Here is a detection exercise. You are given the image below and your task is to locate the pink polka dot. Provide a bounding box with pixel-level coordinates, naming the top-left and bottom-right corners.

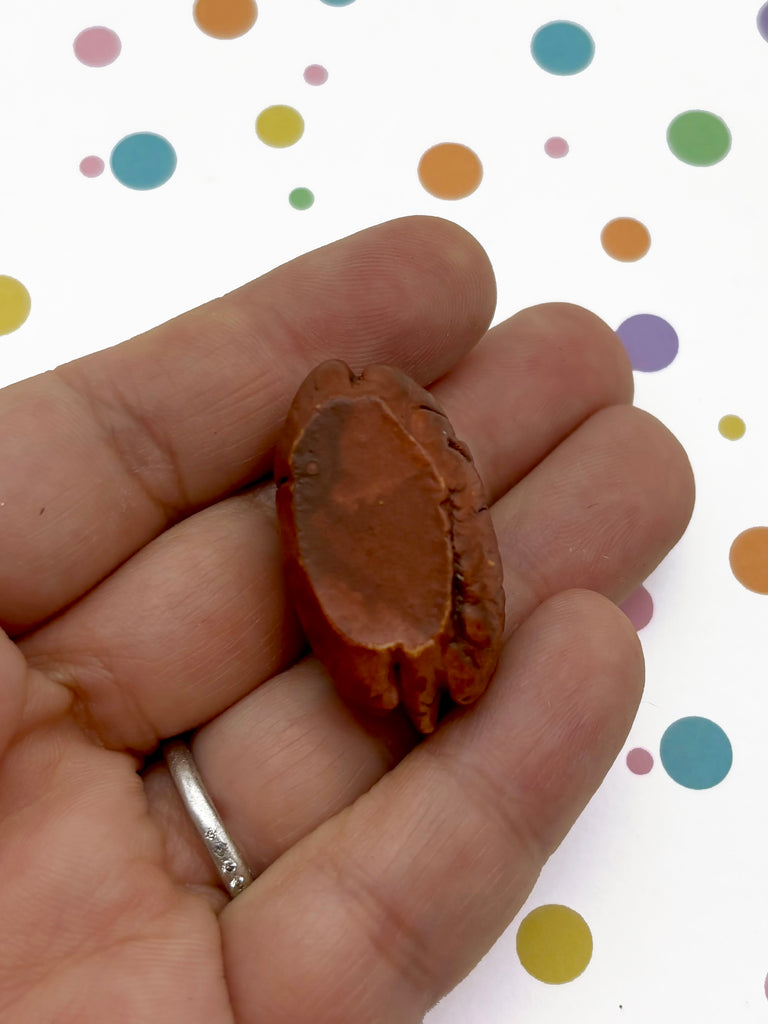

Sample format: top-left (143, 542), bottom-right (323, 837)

top-left (619, 585), bottom-right (654, 631)
top-left (74, 27), bottom-right (122, 68)
top-left (626, 748), bottom-right (654, 775)
top-left (79, 155), bottom-right (105, 178)
top-left (544, 136), bottom-right (569, 158)
top-left (304, 64), bottom-right (329, 85)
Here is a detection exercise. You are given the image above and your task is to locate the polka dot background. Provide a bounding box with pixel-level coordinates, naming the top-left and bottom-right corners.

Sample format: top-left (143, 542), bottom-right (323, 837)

top-left (3, 2), bottom-right (768, 1020)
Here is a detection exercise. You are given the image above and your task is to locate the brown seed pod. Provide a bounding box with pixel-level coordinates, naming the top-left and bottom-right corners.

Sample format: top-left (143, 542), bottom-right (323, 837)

top-left (273, 359), bottom-right (504, 734)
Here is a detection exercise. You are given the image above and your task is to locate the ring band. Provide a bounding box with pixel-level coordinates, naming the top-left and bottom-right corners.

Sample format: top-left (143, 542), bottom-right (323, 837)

top-left (163, 738), bottom-right (254, 898)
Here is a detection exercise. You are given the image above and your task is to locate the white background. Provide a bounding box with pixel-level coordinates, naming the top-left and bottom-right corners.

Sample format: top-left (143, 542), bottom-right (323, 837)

top-left (2, 1), bottom-right (767, 1020)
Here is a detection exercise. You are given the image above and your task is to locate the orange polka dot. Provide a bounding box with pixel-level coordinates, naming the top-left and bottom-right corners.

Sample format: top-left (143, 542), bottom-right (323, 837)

top-left (601, 217), bottom-right (651, 262)
top-left (729, 527), bottom-right (768, 594)
top-left (418, 143), bottom-right (483, 200)
top-left (193, 0), bottom-right (258, 39)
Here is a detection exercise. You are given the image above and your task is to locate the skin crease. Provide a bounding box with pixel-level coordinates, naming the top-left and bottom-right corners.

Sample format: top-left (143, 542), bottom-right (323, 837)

top-left (0, 216), bottom-right (694, 1023)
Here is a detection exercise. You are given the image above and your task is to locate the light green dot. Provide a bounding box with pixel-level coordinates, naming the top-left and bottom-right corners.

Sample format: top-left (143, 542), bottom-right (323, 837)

top-left (667, 110), bottom-right (731, 166)
top-left (289, 187), bottom-right (314, 210)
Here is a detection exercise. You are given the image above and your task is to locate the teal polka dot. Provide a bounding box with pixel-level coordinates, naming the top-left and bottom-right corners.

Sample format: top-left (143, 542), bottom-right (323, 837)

top-left (321, 0), bottom-right (356, 6)
top-left (660, 717), bottom-right (732, 790)
top-left (531, 21), bottom-right (595, 76)
top-left (110, 132), bottom-right (177, 190)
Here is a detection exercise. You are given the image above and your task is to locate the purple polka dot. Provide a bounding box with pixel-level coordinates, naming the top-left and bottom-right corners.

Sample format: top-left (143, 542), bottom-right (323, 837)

top-left (626, 748), bottom-right (654, 775)
top-left (304, 64), bottom-right (329, 85)
top-left (79, 155), bottom-right (105, 178)
top-left (544, 136), bottom-right (569, 158)
top-left (758, 3), bottom-right (768, 42)
top-left (74, 27), bottom-right (122, 68)
top-left (616, 314), bottom-right (679, 372)
top-left (764, 970), bottom-right (768, 1000)
top-left (619, 585), bottom-right (654, 631)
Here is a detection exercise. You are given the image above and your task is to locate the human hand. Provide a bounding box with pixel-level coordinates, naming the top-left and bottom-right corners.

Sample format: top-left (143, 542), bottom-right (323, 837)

top-left (0, 216), bottom-right (694, 1023)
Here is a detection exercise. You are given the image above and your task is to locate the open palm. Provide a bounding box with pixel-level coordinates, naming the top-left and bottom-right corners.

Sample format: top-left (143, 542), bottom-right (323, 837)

top-left (0, 217), bottom-right (693, 1023)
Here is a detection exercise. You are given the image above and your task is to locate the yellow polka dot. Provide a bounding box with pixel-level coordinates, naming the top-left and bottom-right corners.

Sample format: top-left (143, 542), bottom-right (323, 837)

top-left (0, 276), bottom-right (31, 335)
top-left (256, 105), bottom-right (304, 148)
top-left (718, 414), bottom-right (745, 440)
top-left (516, 904), bottom-right (593, 984)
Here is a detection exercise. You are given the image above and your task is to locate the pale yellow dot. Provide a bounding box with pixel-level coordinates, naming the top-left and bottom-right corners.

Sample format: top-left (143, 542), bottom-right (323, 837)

top-left (718, 414), bottom-right (745, 440)
top-left (255, 105), bottom-right (304, 148)
top-left (0, 276), bottom-right (31, 335)
top-left (516, 904), bottom-right (593, 984)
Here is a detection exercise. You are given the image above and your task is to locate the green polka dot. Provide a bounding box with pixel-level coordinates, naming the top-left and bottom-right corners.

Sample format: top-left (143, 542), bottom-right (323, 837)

top-left (667, 111), bottom-right (731, 166)
top-left (289, 187), bottom-right (314, 210)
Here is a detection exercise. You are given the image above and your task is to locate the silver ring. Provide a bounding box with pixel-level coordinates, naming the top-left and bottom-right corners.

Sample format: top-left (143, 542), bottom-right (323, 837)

top-left (163, 738), bottom-right (254, 898)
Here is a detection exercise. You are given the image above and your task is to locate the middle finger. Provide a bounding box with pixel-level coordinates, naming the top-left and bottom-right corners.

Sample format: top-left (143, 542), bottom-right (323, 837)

top-left (22, 302), bottom-right (640, 752)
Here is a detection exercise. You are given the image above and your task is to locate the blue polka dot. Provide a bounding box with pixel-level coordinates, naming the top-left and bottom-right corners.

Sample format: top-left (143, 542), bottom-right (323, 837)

top-left (531, 21), bottom-right (595, 76)
top-left (660, 717), bottom-right (732, 790)
top-left (110, 132), bottom-right (177, 190)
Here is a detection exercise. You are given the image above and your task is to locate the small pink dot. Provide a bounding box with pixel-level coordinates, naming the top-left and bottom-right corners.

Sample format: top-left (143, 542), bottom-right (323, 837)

top-left (79, 155), bottom-right (105, 178)
top-left (304, 64), bottom-right (329, 85)
top-left (74, 26), bottom-right (122, 68)
top-left (619, 585), bottom-right (654, 631)
top-left (626, 747), bottom-right (654, 775)
top-left (544, 136), bottom-right (569, 158)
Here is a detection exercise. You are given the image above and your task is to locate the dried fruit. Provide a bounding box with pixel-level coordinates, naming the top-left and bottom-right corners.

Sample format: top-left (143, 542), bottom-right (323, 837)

top-left (274, 359), bottom-right (504, 733)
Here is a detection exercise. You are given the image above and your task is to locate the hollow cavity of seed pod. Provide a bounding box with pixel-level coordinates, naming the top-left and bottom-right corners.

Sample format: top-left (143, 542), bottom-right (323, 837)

top-left (292, 395), bottom-right (453, 649)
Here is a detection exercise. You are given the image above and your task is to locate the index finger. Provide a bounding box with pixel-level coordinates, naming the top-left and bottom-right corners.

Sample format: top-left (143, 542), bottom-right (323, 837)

top-left (0, 216), bottom-right (495, 634)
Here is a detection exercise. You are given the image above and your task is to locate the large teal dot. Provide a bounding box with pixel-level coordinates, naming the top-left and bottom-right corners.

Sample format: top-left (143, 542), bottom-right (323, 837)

top-left (531, 21), bottom-right (595, 76)
top-left (320, 0), bottom-right (356, 6)
top-left (110, 132), bottom-right (177, 190)
top-left (660, 717), bottom-right (732, 790)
